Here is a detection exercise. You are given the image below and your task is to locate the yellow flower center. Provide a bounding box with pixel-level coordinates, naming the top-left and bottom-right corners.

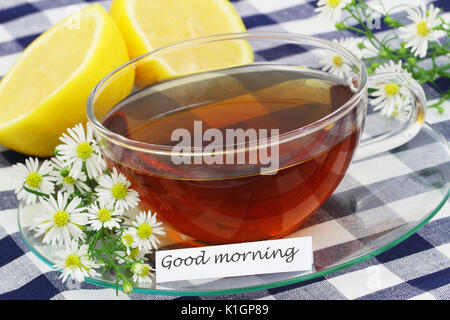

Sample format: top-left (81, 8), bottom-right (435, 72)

top-left (122, 233), bottom-right (134, 246)
top-left (76, 142), bottom-right (93, 160)
top-left (111, 184), bottom-right (128, 200)
top-left (129, 247), bottom-right (140, 260)
top-left (384, 83), bottom-right (400, 96)
top-left (417, 21), bottom-right (429, 36)
top-left (65, 254), bottom-right (81, 268)
top-left (137, 223), bottom-right (153, 239)
top-left (332, 55), bottom-right (343, 66)
top-left (328, 0), bottom-right (341, 8)
top-left (140, 265), bottom-right (150, 277)
top-left (133, 263), bottom-right (150, 277)
top-left (53, 210), bottom-right (69, 227)
top-left (97, 208), bottom-right (112, 222)
top-left (64, 176), bottom-right (76, 184)
top-left (26, 172), bottom-right (42, 188)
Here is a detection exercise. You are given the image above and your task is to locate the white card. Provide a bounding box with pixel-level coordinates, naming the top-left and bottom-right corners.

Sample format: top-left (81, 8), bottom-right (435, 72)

top-left (155, 237), bottom-right (313, 283)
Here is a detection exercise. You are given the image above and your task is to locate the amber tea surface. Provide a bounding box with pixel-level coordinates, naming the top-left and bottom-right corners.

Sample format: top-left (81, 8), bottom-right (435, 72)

top-left (102, 65), bottom-right (360, 244)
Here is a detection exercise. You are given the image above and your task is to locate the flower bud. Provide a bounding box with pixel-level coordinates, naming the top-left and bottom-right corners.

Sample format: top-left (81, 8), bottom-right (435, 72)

top-left (384, 16), bottom-right (396, 26)
top-left (370, 62), bottom-right (379, 70)
top-left (384, 16), bottom-right (394, 26)
top-left (407, 57), bottom-right (417, 66)
top-left (122, 282), bottom-right (133, 295)
top-left (380, 50), bottom-right (389, 58)
top-left (335, 22), bottom-right (346, 30)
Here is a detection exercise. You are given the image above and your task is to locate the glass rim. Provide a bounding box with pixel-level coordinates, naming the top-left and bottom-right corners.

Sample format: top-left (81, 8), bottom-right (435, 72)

top-left (86, 31), bottom-right (368, 155)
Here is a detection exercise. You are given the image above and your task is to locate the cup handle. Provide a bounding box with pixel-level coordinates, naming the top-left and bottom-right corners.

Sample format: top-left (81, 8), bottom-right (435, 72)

top-left (353, 72), bottom-right (427, 160)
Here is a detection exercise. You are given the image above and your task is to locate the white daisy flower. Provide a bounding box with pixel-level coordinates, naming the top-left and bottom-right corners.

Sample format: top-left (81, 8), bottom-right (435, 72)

top-left (370, 81), bottom-right (411, 120)
top-left (120, 229), bottom-right (138, 255)
top-left (318, 39), bottom-right (353, 79)
top-left (13, 158), bottom-right (55, 205)
top-left (129, 211), bottom-right (165, 252)
top-left (374, 60), bottom-right (411, 122)
top-left (314, 0), bottom-right (352, 23)
top-left (86, 201), bottom-right (123, 231)
top-left (95, 167), bottom-right (139, 211)
top-left (53, 240), bottom-right (102, 283)
top-left (374, 60), bottom-right (412, 76)
top-left (399, 4), bottom-right (442, 58)
top-left (34, 192), bottom-right (87, 245)
top-left (50, 158), bottom-right (90, 195)
top-left (131, 262), bottom-right (153, 283)
top-left (56, 123), bottom-right (106, 180)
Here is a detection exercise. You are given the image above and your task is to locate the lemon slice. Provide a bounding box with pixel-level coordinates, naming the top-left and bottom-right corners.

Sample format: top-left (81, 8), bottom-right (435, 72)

top-left (110, 0), bottom-right (253, 87)
top-left (0, 4), bottom-right (133, 157)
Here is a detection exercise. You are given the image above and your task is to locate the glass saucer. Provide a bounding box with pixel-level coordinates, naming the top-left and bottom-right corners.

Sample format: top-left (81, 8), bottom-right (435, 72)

top-left (18, 122), bottom-right (449, 296)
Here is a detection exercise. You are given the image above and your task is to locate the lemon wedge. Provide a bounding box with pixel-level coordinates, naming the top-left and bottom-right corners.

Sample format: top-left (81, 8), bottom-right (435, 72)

top-left (110, 0), bottom-right (253, 87)
top-left (0, 4), bottom-right (133, 157)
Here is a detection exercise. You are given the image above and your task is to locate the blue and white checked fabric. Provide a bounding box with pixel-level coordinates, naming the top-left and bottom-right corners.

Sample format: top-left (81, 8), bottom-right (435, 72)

top-left (0, 0), bottom-right (449, 300)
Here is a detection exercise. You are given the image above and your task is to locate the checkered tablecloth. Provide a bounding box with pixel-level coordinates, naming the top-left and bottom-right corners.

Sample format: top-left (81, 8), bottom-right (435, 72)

top-left (0, 0), bottom-right (449, 300)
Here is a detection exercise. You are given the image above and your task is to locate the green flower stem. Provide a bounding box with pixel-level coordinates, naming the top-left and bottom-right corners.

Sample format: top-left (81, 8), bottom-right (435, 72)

top-left (85, 226), bottom-right (136, 293)
top-left (345, 5), bottom-right (389, 51)
top-left (343, 9), bottom-right (380, 51)
top-left (97, 229), bottom-right (133, 291)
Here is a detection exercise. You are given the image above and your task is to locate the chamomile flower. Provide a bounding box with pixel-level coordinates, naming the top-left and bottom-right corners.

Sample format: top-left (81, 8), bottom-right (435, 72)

top-left (318, 44), bottom-right (352, 79)
top-left (53, 240), bottom-right (102, 283)
top-left (95, 167), bottom-right (139, 211)
top-left (34, 192), bottom-right (87, 245)
top-left (370, 61), bottom-right (413, 119)
top-left (370, 81), bottom-right (411, 119)
top-left (56, 123), bottom-right (106, 180)
top-left (131, 262), bottom-right (154, 283)
top-left (374, 60), bottom-right (412, 77)
top-left (314, 0), bottom-right (352, 23)
top-left (13, 158), bottom-right (55, 205)
top-left (120, 229), bottom-right (138, 255)
top-left (399, 4), bottom-right (442, 58)
top-left (129, 211), bottom-right (165, 251)
top-left (50, 158), bottom-right (90, 194)
top-left (86, 201), bottom-right (123, 231)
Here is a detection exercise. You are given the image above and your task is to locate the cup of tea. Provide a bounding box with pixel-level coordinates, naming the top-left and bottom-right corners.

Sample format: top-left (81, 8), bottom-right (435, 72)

top-left (87, 32), bottom-right (426, 244)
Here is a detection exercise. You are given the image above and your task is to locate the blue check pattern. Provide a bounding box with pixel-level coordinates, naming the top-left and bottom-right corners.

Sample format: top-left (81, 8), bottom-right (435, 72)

top-left (0, 0), bottom-right (449, 300)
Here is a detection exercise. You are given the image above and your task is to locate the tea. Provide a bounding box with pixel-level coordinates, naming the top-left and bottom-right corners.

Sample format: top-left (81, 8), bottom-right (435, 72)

top-left (102, 65), bottom-right (361, 244)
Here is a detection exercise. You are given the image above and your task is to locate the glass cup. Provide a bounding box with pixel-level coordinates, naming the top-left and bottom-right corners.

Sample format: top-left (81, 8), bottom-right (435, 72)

top-left (87, 32), bottom-right (426, 245)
